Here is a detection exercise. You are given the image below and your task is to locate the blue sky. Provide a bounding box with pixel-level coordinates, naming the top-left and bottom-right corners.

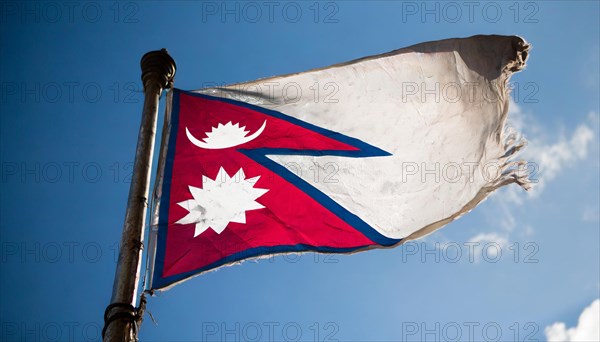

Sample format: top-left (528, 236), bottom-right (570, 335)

top-left (1, 1), bottom-right (598, 341)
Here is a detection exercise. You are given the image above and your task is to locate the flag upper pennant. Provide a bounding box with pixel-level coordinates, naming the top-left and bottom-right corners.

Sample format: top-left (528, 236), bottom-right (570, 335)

top-left (151, 35), bottom-right (531, 290)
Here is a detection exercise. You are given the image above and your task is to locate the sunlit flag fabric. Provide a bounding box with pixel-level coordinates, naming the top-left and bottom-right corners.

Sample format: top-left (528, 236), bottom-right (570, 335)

top-left (148, 35), bottom-right (531, 290)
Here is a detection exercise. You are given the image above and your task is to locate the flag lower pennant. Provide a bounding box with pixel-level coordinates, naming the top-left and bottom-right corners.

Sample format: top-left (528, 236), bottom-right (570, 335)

top-left (149, 35), bottom-right (531, 290)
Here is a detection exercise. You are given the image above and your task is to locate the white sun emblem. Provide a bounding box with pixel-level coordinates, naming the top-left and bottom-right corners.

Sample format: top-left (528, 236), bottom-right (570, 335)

top-left (175, 167), bottom-right (269, 237)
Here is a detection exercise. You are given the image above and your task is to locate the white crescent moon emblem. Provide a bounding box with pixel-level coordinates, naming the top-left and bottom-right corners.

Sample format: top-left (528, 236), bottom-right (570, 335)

top-left (186, 120), bottom-right (267, 150)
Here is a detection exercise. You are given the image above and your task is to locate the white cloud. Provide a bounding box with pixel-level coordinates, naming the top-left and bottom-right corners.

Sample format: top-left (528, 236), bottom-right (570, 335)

top-left (582, 206), bottom-right (600, 223)
top-left (545, 299), bottom-right (600, 342)
top-left (485, 104), bottom-right (598, 241)
top-left (466, 232), bottom-right (508, 262)
top-left (579, 44), bottom-right (599, 89)
top-left (521, 121), bottom-right (595, 196)
top-left (507, 100), bottom-right (526, 133)
top-left (522, 225), bottom-right (534, 237)
top-left (506, 101), bottom-right (597, 197)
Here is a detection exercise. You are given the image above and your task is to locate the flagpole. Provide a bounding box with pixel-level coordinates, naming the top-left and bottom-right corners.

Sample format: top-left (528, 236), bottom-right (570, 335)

top-left (104, 49), bottom-right (176, 342)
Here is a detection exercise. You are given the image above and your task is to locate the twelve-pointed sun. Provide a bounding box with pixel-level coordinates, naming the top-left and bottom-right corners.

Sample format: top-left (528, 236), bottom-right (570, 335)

top-left (175, 167), bottom-right (269, 237)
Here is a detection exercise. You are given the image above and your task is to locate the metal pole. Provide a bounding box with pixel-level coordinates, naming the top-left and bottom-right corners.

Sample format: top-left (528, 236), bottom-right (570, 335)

top-left (104, 49), bottom-right (176, 342)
